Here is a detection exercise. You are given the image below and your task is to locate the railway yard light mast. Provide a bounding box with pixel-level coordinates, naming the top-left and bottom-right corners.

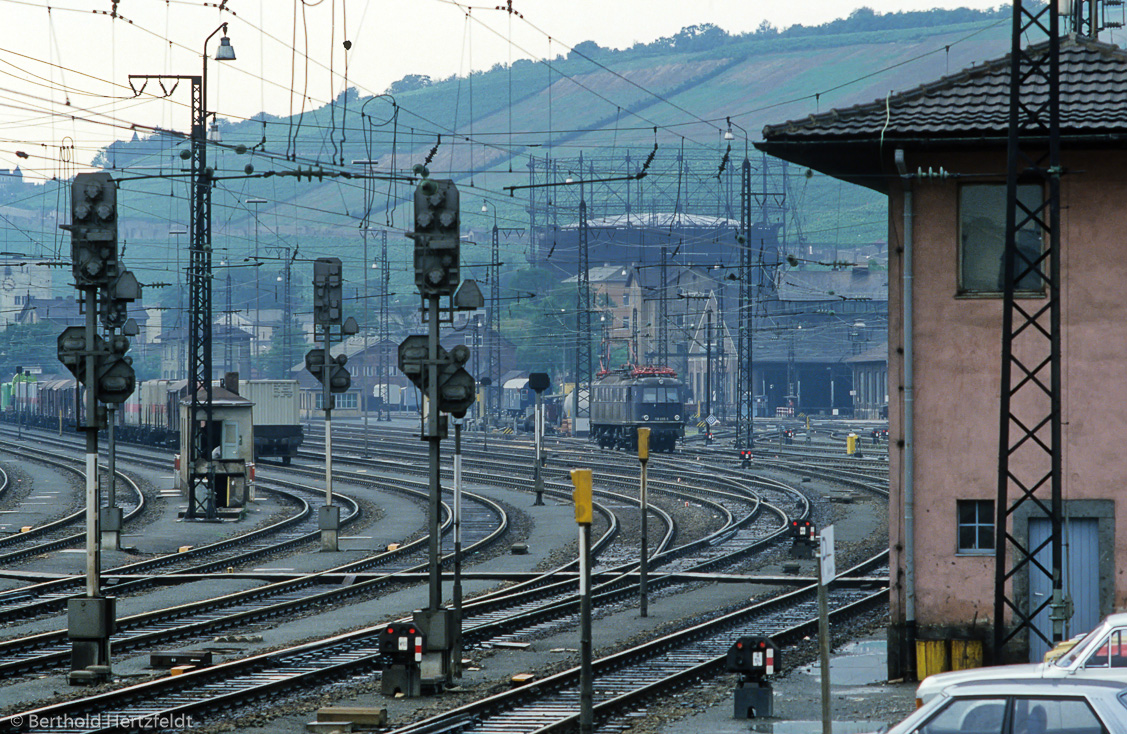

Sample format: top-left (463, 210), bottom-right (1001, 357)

top-left (132, 23), bottom-right (236, 520)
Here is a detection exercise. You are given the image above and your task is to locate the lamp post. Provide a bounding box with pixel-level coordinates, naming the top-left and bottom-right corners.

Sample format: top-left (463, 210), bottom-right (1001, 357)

top-left (131, 23), bottom-right (236, 519)
top-left (187, 23), bottom-right (234, 519)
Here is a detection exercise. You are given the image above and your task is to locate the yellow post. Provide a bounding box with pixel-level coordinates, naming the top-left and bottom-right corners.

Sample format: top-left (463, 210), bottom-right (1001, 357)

top-left (570, 469), bottom-right (593, 525)
top-left (569, 468), bottom-right (594, 734)
top-left (847, 433), bottom-right (857, 455)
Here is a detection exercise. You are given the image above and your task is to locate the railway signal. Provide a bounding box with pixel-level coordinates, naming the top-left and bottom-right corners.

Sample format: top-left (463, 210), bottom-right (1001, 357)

top-left (100, 270), bottom-right (141, 330)
top-left (529, 372), bottom-right (550, 506)
top-left (305, 349), bottom-right (352, 395)
top-left (727, 636), bottom-right (780, 719)
top-left (65, 172), bottom-right (119, 288)
top-left (410, 178), bottom-right (461, 296)
top-left (789, 518), bottom-right (817, 559)
top-left (56, 328), bottom-right (136, 413)
top-left (58, 171), bottom-right (141, 686)
top-left (398, 337), bottom-right (476, 417)
top-left (400, 176), bottom-right (480, 693)
top-left (378, 622), bottom-right (425, 697)
top-left (308, 258), bottom-right (359, 552)
top-left (312, 256), bottom-right (343, 325)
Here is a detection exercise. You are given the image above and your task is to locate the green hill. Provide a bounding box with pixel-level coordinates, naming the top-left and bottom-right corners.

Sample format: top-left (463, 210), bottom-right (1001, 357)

top-left (9, 7), bottom-right (1014, 304)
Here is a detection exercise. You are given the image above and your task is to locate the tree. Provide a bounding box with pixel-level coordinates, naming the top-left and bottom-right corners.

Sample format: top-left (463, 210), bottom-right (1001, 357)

top-left (387, 74), bottom-right (433, 94)
top-left (0, 322), bottom-right (61, 379)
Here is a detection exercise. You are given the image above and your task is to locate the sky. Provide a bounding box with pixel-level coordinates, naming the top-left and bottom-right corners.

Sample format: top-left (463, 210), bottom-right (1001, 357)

top-left (0, 0), bottom-right (1008, 176)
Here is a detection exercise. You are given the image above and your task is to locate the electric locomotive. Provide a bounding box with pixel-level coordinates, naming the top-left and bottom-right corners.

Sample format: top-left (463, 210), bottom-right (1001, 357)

top-left (590, 365), bottom-right (685, 452)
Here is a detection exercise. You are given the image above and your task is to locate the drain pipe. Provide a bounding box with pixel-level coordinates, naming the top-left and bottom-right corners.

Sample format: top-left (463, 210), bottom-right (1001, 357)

top-left (895, 148), bottom-right (917, 675)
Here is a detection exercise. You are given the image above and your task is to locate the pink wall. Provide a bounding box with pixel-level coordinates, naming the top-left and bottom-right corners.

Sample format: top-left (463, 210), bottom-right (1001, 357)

top-left (888, 149), bottom-right (1127, 633)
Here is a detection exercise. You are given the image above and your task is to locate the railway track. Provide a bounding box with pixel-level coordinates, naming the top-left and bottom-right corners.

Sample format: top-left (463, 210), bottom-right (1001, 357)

top-left (0, 441), bottom-right (146, 567)
top-left (0, 554), bottom-right (887, 734)
top-left (0, 421), bottom-right (889, 731)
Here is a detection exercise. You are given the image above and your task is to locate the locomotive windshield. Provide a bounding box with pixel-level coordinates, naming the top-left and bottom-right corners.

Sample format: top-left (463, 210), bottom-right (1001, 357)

top-left (642, 387), bottom-right (680, 403)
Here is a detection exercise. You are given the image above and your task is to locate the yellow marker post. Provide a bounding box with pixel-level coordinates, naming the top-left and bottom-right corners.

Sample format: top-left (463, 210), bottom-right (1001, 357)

top-left (571, 469), bottom-right (593, 525)
top-left (569, 467), bottom-right (594, 734)
top-left (637, 428), bottom-right (651, 618)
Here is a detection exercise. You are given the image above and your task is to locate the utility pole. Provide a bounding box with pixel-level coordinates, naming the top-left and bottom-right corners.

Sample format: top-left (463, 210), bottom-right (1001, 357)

top-left (362, 227), bottom-right (371, 455)
top-left (658, 246), bottom-right (669, 368)
top-left (705, 309), bottom-right (713, 444)
top-left (379, 229), bottom-right (390, 421)
top-left (575, 175), bottom-right (592, 436)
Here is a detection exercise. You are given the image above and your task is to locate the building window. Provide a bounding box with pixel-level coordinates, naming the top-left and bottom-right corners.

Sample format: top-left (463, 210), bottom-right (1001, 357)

top-left (622, 292), bottom-right (630, 305)
top-left (957, 499), bottom-right (995, 554)
top-left (959, 184), bottom-right (1044, 295)
top-left (316, 392), bottom-right (358, 410)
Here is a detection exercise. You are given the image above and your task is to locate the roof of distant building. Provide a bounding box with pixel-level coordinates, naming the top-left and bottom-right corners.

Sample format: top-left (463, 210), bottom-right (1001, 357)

top-left (758, 35), bottom-right (1127, 189)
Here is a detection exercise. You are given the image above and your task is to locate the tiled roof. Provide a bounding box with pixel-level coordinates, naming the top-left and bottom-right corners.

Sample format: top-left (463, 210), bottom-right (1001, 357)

top-left (762, 35), bottom-right (1127, 141)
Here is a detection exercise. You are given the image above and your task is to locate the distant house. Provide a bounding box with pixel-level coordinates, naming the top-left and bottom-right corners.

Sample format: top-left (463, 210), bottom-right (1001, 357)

top-left (759, 35), bottom-right (1127, 673)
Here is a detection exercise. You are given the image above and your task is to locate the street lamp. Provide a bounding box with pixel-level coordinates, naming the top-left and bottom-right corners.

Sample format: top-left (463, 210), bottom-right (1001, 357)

top-left (725, 116), bottom-right (750, 158)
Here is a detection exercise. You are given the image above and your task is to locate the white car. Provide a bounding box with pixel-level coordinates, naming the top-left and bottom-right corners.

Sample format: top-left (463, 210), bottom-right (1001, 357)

top-left (893, 678), bottom-right (1127, 734)
top-left (917, 612), bottom-right (1127, 704)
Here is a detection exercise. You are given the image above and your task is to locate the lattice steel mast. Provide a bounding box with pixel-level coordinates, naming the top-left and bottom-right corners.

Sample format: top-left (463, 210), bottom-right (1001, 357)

top-left (575, 179), bottom-right (592, 428)
top-left (735, 156), bottom-right (752, 447)
top-left (993, 0), bottom-right (1065, 662)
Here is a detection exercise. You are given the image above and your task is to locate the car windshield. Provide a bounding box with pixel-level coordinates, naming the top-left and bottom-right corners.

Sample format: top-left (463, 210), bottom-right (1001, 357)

top-left (1056, 624), bottom-right (1110, 668)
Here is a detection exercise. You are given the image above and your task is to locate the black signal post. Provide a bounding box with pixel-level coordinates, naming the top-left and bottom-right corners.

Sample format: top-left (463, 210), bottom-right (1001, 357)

top-left (400, 172), bottom-right (481, 690)
top-left (308, 256), bottom-right (356, 552)
top-left (58, 172), bottom-right (139, 685)
top-left (529, 372), bottom-right (550, 505)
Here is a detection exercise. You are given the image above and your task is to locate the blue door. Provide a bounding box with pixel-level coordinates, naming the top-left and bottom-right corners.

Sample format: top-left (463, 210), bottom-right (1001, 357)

top-left (1028, 517), bottom-right (1100, 662)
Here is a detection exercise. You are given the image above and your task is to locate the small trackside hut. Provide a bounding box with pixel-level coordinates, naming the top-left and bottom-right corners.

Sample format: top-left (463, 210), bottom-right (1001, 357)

top-left (179, 383), bottom-right (253, 510)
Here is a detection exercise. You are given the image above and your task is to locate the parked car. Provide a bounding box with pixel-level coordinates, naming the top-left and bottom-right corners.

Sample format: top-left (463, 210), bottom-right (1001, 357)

top-left (918, 612), bottom-right (1127, 705)
top-left (894, 678), bottom-right (1127, 734)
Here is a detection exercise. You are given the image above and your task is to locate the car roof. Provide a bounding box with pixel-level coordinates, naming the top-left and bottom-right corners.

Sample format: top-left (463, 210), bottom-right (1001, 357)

top-left (945, 677), bottom-right (1127, 695)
